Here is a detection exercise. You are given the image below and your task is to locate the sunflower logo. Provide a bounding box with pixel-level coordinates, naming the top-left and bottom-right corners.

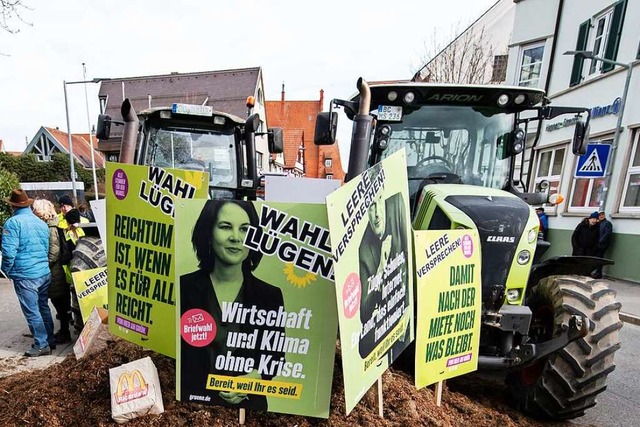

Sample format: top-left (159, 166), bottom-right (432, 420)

top-left (284, 263), bottom-right (317, 288)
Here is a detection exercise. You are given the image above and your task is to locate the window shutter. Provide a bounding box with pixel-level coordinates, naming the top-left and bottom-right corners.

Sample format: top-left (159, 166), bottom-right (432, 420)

top-left (570, 20), bottom-right (590, 87)
top-left (603, 0), bottom-right (627, 72)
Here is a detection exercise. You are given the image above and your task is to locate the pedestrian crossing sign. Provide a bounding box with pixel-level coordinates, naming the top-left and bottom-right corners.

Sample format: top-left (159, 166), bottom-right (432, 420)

top-left (575, 143), bottom-right (611, 178)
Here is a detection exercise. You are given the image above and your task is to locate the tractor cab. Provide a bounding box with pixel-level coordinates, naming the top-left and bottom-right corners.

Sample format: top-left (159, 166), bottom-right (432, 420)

top-left (97, 102), bottom-right (283, 201)
top-left (316, 81), bottom-right (590, 215)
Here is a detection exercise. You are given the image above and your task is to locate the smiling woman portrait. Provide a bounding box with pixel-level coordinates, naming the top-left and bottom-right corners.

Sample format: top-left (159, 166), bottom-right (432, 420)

top-left (179, 199), bottom-right (285, 410)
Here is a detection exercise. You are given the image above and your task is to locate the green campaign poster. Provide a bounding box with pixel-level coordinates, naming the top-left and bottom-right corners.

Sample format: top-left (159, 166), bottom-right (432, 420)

top-left (174, 199), bottom-right (338, 418)
top-left (326, 150), bottom-right (414, 415)
top-left (413, 230), bottom-right (481, 388)
top-left (72, 267), bottom-right (108, 323)
top-left (106, 162), bottom-right (209, 357)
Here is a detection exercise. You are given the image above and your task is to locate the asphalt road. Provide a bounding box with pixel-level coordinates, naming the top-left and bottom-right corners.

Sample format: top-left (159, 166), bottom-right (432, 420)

top-left (0, 278), bottom-right (75, 377)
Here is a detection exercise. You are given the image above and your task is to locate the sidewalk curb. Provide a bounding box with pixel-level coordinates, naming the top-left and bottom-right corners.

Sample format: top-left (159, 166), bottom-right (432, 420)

top-left (620, 312), bottom-right (640, 326)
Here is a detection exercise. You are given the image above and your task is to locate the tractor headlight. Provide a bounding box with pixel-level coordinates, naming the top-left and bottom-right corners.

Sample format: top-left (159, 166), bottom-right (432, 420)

top-left (497, 94), bottom-right (510, 106)
top-left (528, 229), bottom-right (537, 243)
top-left (506, 288), bottom-right (521, 302)
top-left (517, 250), bottom-right (531, 265)
top-left (514, 94), bottom-right (526, 105)
top-left (387, 91), bottom-right (398, 101)
top-left (404, 92), bottom-right (415, 104)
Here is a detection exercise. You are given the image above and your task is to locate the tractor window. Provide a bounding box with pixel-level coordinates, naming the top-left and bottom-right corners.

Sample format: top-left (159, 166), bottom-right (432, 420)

top-left (144, 127), bottom-right (238, 189)
top-left (376, 105), bottom-right (513, 202)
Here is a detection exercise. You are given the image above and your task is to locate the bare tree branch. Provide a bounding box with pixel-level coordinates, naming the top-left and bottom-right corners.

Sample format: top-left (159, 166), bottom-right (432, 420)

top-left (413, 24), bottom-right (495, 84)
top-left (1, 0), bottom-right (31, 34)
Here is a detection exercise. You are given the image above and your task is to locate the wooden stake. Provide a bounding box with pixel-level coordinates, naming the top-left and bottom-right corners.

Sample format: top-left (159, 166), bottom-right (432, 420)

top-left (239, 408), bottom-right (246, 425)
top-left (435, 381), bottom-right (443, 407)
top-left (377, 376), bottom-right (384, 418)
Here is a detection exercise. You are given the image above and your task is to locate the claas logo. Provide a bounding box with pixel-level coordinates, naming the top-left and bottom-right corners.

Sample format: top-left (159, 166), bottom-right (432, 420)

top-left (114, 370), bottom-right (148, 404)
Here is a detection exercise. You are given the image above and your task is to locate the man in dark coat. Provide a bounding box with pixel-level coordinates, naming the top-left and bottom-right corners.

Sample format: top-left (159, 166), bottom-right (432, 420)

top-left (592, 211), bottom-right (613, 278)
top-left (358, 186), bottom-right (409, 363)
top-left (571, 212), bottom-right (600, 256)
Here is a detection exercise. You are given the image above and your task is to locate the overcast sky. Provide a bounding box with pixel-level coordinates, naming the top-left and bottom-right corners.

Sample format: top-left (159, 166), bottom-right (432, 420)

top-left (0, 0), bottom-right (496, 163)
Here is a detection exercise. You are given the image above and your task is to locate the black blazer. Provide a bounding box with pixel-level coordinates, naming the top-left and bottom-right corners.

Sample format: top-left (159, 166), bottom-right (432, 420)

top-left (357, 192), bottom-right (409, 359)
top-left (179, 268), bottom-right (285, 410)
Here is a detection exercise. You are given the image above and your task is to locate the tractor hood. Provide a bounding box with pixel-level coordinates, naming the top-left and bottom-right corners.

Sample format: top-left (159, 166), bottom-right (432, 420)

top-left (413, 184), bottom-right (540, 306)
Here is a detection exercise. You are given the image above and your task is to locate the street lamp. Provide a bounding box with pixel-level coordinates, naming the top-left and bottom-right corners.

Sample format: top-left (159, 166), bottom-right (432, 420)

top-left (563, 50), bottom-right (633, 212)
top-left (63, 76), bottom-right (110, 204)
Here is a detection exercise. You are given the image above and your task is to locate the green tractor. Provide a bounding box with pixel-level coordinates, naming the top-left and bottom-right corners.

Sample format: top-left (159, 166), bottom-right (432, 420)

top-left (97, 99), bottom-right (283, 200)
top-left (316, 79), bottom-right (622, 420)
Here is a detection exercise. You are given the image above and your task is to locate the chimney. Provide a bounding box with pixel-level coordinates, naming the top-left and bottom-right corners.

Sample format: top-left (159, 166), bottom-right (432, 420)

top-left (281, 82), bottom-right (285, 116)
top-left (319, 89), bottom-right (324, 112)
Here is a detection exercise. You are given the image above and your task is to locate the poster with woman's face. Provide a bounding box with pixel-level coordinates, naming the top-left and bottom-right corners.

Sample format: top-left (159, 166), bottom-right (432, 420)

top-left (174, 199), bottom-right (337, 418)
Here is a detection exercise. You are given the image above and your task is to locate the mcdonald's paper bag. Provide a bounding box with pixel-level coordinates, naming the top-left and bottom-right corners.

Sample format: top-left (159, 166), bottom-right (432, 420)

top-left (73, 307), bottom-right (111, 359)
top-left (110, 356), bottom-right (164, 423)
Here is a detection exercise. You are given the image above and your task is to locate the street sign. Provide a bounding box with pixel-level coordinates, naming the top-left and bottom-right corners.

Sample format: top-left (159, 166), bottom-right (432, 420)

top-left (575, 143), bottom-right (612, 178)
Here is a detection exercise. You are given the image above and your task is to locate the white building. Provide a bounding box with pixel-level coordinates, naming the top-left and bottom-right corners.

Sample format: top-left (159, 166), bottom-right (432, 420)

top-left (414, 0), bottom-right (515, 84)
top-left (506, 0), bottom-right (639, 281)
top-left (417, 0), bottom-right (638, 281)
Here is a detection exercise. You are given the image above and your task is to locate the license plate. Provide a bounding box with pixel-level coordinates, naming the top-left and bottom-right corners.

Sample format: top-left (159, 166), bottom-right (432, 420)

top-left (377, 105), bottom-right (402, 121)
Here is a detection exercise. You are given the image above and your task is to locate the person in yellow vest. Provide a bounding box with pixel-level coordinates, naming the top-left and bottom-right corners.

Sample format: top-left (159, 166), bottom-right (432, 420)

top-left (57, 196), bottom-right (89, 244)
top-left (56, 196), bottom-right (88, 338)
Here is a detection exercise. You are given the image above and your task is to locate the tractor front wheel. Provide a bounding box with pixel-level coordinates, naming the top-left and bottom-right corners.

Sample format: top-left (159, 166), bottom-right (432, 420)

top-left (506, 275), bottom-right (622, 420)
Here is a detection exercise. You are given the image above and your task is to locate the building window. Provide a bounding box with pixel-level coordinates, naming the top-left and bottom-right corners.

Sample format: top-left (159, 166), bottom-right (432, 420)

top-left (256, 152), bottom-right (263, 170)
top-left (491, 54), bottom-right (508, 83)
top-left (324, 158), bottom-right (332, 168)
top-left (620, 130), bottom-right (640, 211)
top-left (588, 10), bottom-right (614, 76)
top-left (518, 43), bottom-right (544, 87)
top-left (568, 139), bottom-right (612, 210)
top-left (533, 146), bottom-right (565, 207)
top-left (326, 174), bottom-right (333, 180)
top-left (570, 0), bottom-right (627, 86)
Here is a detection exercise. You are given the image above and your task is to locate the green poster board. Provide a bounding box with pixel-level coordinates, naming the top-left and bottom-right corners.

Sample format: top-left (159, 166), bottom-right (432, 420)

top-left (106, 162), bottom-right (208, 357)
top-left (326, 150), bottom-right (414, 415)
top-left (413, 229), bottom-right (481, 388)
top-left (72, 267), bottom-right (108, 322)
top-left (175, 199), bottom-right (337, 418)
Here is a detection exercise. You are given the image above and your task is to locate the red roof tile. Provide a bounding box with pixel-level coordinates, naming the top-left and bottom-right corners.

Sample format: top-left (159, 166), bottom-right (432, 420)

top-left (283, 129), bottom-right (304, 168)
top-left (45, 127), bottom-right (105, 168)
top-left (266, 90), bottom-right (345, 181)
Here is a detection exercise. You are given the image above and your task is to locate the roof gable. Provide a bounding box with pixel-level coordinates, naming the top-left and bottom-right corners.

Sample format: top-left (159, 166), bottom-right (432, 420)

top-left (24, 127), bottom-right (105, 168)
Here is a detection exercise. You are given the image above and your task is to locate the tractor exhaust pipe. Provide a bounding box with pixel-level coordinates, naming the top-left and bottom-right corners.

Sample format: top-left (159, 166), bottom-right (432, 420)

top-left (345, 78), bottom-right (374, 182)
top-left (119, 99), bottom-right (139, 164)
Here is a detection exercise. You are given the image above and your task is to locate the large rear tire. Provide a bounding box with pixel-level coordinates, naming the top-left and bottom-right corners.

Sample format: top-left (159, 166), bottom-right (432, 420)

top-left (506, 275), bottom-right (622, 420)
top-left (69, 236), bottom-right (106, 272)
top-left (68, 236), bottom-right (106, 331)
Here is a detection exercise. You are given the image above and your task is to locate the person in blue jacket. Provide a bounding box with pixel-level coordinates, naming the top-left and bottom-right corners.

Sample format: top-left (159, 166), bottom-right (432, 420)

top-left (535, 207), bottom-right (549, 240)
top-left (1, 189), bottom-right (54, 357)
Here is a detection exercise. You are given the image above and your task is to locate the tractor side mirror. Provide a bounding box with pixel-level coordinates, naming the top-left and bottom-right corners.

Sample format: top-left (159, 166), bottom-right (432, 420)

top-left (572, 120), bottom-right (589, 155)
top-left (314, 112), bottom-right (337, 145)
top-left (268, 128), bottom-right (283, 154)
top-left (96, 114), bottom-right (112, 140)
top-left (246, 113), bottom-right (261, 133)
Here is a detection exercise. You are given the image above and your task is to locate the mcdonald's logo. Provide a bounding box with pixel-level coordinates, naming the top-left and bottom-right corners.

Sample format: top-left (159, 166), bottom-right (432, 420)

top-left (114, 370), bottom-right (148, 404)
